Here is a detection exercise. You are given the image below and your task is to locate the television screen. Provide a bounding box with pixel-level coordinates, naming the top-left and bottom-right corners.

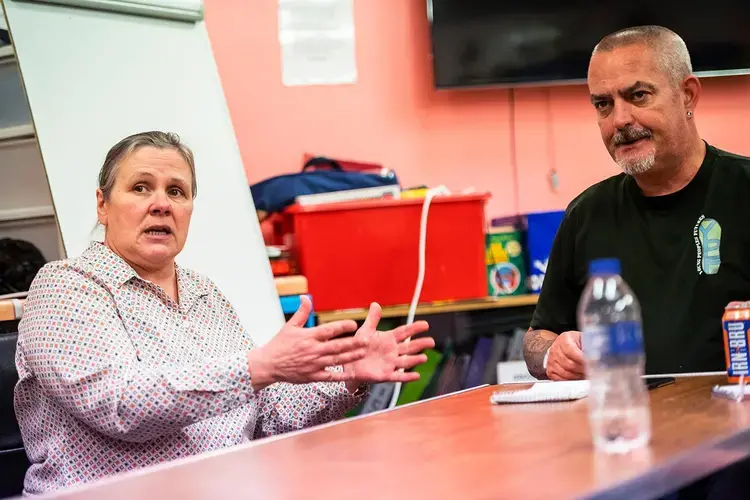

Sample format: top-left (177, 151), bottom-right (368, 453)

top-left (428, 0), bottom-right (750, 89)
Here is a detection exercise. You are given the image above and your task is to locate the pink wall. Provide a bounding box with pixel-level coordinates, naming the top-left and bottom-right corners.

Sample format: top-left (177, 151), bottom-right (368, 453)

top-left (205, 0), bottom-right (750, 219)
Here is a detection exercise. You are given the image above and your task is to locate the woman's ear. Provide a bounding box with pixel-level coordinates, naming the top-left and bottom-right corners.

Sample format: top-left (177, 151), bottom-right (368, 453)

top-left (96, 188), bottom-right (108, 227)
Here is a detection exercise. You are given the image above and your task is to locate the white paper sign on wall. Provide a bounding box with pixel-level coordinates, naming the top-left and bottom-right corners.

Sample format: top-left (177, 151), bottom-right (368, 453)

top-left (278, 0), bottom-right (356, 86)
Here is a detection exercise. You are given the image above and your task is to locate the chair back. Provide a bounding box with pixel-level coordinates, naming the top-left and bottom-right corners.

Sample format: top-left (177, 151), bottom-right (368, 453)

top-left (0, 303), bottom-right (29, 497)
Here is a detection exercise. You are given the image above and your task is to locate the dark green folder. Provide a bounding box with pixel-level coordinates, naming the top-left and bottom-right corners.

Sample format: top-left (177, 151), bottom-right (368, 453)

top-left (395, 348), bottom-right (443, 406)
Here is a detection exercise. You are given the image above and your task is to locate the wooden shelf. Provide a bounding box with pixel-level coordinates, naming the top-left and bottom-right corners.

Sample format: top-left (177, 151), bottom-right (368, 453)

top-left (0, 45), bottom-right (14, 61)
top-left (0, 205), bottom-right (54, 223)
top-left (316, 294), bottom-right (539, 323)
top-left (0, 123), bottom-right (35, 143)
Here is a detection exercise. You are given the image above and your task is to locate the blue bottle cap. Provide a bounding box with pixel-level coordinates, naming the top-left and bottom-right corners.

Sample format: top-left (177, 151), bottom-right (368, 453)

top-left (589, 258), bottom-right (621, 275)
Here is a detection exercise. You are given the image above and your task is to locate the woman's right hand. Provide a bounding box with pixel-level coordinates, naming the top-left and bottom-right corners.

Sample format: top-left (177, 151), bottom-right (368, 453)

top-left (246, 296), bottom-right (367, 390)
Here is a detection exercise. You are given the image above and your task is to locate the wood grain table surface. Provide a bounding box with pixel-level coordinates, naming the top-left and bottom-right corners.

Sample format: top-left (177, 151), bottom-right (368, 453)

top-left (46, 375), bottom-right (750, 500)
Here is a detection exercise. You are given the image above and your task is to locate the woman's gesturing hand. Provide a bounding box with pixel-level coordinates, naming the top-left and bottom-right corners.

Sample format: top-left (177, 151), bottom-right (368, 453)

top-left (246, 296), bottom-right (368, 390)
top-left (343, 302), bottom-right (435, 384)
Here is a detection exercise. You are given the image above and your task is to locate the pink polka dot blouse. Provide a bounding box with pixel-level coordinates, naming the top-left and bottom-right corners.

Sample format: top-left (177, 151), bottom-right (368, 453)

top-left (14, 242), bottom-right (362, 494)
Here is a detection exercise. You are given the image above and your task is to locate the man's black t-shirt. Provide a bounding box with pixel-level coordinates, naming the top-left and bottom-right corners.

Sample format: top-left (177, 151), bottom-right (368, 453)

top-left (530, 143), bottom-right (750, 374)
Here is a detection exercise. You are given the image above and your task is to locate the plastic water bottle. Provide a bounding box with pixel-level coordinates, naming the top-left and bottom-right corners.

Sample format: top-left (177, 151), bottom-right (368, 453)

top-left (577, 258), bottom-right (651, 454)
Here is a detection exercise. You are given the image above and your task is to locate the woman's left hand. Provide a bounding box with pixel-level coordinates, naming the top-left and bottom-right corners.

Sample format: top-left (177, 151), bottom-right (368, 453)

top-left (342, 302), bottom-right (435, 387)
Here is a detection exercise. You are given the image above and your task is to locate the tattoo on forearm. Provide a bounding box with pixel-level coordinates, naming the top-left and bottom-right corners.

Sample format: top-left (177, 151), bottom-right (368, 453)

top-left (523, 330), bottom-right (556, 379)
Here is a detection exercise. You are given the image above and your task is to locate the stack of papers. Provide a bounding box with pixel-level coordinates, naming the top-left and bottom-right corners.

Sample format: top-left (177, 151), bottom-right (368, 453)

top-left (490, 381), bottom-right (590, 404)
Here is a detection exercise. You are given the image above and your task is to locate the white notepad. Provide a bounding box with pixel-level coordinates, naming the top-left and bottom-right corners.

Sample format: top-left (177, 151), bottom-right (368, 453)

top-left (490, 381), bottom-right (591, 404)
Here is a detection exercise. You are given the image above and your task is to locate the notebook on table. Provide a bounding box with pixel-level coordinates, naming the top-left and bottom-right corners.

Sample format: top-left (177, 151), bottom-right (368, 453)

top-left (490, 381), bottom-right (590, 404)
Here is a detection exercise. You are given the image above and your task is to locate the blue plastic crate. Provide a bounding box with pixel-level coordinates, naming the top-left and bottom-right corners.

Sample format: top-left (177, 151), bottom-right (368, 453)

top-left (525, 210), bottom-right (565, 294)
top-left (279, 294), bottom-right (315, 327)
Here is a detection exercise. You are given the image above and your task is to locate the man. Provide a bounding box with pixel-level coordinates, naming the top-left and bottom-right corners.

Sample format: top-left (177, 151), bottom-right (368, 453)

top-left (523, 25), bottom-right (750, 381)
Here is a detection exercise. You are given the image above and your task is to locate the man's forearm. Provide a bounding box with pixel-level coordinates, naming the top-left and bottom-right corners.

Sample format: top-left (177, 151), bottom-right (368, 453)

top-left (523, 329), bottom-right (558, 379)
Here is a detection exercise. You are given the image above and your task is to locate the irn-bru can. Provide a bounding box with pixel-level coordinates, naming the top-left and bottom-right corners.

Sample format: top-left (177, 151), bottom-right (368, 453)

top-left (722, 301), bottom-right (750, 383)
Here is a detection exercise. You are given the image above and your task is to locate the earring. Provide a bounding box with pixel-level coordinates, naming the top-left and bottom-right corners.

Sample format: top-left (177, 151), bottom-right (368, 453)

top-left (687, 111), bottom-right (693, 118)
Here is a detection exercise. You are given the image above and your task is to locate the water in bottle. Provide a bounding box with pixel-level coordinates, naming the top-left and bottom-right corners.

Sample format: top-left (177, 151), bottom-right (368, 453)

top-left (577, 258), bottom-right (651, 454)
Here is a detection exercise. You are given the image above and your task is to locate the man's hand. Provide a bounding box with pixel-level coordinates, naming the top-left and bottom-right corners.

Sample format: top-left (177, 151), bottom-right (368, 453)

top-left (545, 331), bottom-right (586, 381)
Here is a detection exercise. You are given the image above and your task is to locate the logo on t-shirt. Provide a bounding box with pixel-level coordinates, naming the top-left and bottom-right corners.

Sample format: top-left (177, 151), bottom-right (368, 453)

top-left (693, 215), bottom-right (722, 275)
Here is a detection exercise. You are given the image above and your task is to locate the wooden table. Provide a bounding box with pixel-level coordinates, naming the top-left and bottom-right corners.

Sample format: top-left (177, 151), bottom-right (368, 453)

top-left (317, 294), bottom-right (539, 323)
top-left (48, 376), bottom-right (750, 500)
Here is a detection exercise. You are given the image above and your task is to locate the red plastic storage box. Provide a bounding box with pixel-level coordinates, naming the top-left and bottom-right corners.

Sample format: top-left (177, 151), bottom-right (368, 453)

top-left (282, 193), bottom-right (490, 312)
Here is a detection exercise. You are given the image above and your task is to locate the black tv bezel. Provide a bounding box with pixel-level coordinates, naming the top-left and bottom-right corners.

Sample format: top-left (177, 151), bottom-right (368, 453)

top-left (426, 0), bottom-right (750, 90)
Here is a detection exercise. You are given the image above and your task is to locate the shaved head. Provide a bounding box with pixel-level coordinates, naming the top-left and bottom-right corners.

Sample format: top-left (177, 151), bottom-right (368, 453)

top-left (591, 25), bottom-right (693, 87)
top-left (587, 25), bottom-right (703, 184)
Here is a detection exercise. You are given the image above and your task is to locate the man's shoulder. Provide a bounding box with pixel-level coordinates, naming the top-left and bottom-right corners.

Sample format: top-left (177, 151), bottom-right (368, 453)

top-left (712, 144), bottom-right (750, 173)
top-left (566, 172), bottom-right (629, 215)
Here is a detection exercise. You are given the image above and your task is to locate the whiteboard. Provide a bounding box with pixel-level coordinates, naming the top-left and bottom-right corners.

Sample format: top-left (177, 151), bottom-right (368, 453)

top-left (4, 0), bottom-right (284, 345)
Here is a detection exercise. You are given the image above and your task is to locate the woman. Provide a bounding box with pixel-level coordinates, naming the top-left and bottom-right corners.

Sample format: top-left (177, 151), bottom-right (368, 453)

top-left (14, 131), bottom-right (434, 495)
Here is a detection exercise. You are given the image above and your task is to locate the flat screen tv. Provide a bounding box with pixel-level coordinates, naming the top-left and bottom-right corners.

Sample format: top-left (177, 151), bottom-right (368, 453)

top-left (428, 0), bottom-right (750, 89)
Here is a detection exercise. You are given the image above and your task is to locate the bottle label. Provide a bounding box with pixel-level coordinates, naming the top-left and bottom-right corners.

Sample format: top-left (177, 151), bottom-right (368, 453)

top-left (583, 321), bottom-right (644, 361)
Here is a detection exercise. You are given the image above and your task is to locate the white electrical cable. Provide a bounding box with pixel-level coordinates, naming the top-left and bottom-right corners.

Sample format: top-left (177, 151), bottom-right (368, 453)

top-left (387, 186), bottom-right (450, 409)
